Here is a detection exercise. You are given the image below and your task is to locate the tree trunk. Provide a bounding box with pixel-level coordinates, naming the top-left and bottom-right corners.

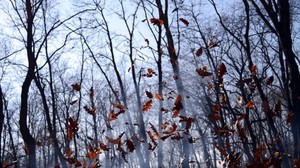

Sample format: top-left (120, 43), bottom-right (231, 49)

top-left (19, 1), bottom-right (36, 167)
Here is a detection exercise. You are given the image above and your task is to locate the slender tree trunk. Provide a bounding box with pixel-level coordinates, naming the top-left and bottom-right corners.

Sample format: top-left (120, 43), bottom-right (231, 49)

top-left (19, 1), bottom-right (36, 167)
top-left (0, 86), bottom-right (4, 168)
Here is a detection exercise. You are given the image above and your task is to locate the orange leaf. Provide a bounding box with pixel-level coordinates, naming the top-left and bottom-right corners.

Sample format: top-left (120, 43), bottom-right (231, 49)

top-left (106, 132), bottom-right (124, 145)
top-left (149, 18), bottom-right (164, 26)
top-left (163, 123), bottom-right (177, 134)
top-left (142, 100), bottom-right (153, 112)
top-left (109, 110), bottom-right (117, 121)
top-left (155, 93), bottom-right (163, 100)
top-left (195, 47), bottom-right (203, 57)
top-left (99, 141), bottom-right (110, 151)
top-left (179, 18), bottom-right (189, 26)
top-left (149, 122), bottom-right (161, 139)
top-left (265, 76), bottom-right (274, 85)
top-left (196, 67), bottom-right (213, 77)
top-left (64, 150), bottom-right (74, 157)
top-left (71, 83), bottom-right (81, 91)
top-left (113, 103), bottom-right (125, 110)
top-left (86, 152), bottom-right (97, 159)
top-left (245, 101), bottom-right (255, 109)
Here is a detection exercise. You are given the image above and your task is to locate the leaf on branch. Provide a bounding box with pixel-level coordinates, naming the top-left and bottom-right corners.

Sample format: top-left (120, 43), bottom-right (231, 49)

top-left (195, 47), bottom-right (203, 57)
top-left (265, 76), bottom-right (274, 85)
top-left (71, 83), bottom-right (81, 91)
top-left (145, 91), bottom-right (153, 98)
top-left (196, 66), bottom-right (213, 78)
top-left (179, 18), bottom-right (189, 26)
top-left (142, 100), bottom-right (153, 112)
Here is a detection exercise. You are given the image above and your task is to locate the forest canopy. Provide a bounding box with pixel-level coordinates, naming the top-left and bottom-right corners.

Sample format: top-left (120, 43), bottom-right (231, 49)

top-left (0, 0), bottom-right (300, 167)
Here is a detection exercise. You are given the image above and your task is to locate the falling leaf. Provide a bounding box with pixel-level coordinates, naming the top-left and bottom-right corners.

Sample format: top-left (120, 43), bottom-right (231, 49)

top-left (145, 39), bottom-right (149, 45)
top-left (209, 113), bottom-right (221, 121)
top-left (172, 7), bottom-right (179, 13)
top-left (91, 160), bottom-right (101, 168)
top-left (274, 100), bottom-right (282, 117)
top-left (71, 83), bottom-right (81, 91)
top-left (106, 132), bottom-right (124, 145)
top-left (218, 63), bottom-right (227, 78)
top-left (208, 40), bottom-right (218, 48)
top-left (196, 67), bottom-right (213, 77)
top-left (213, 104), bottom-right (221, 112)
top-left (113, 103), bottom-right (125, 110)
top-left (286, 112), bottom-right (293, 124)
top-left (149, 18), bottom-right (164, 26)
top-left (145, 91), bottom-right (153, 98)
top-left (142, 100), bottom-right (153, 112)
top-left (245, 101), bottom-right (255, 109)
top-left (265, 76), bottom-right (274, 85)
top-left (195, 47), bottom-right (203, 57)
top-left (179, 18), bottom-right (189, 26)
top-left (70, 100), bottom-right (78, 105)
top-left (3, 161), bottom-right (17, 168)
top-left (149, 123), bottom-right (160, 139)
top-left (143, 68), bottom-right (157, 77)
top-left (155, 93), bottom-right (163, 100)
top-left (250, 65), bottom-right (257, 74)
top-left (84, 106), bottom-right (96, 116)
top-left (179, 116), bottom-right (194, 131)
top-left (99, 141), bottom-right (110, 151)
top-left (163, 123), bottom-right (177, 134)
top-left (125, 140), bottom-right (135, 153)
top-left (64, 150), bottom-right (74, 157)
